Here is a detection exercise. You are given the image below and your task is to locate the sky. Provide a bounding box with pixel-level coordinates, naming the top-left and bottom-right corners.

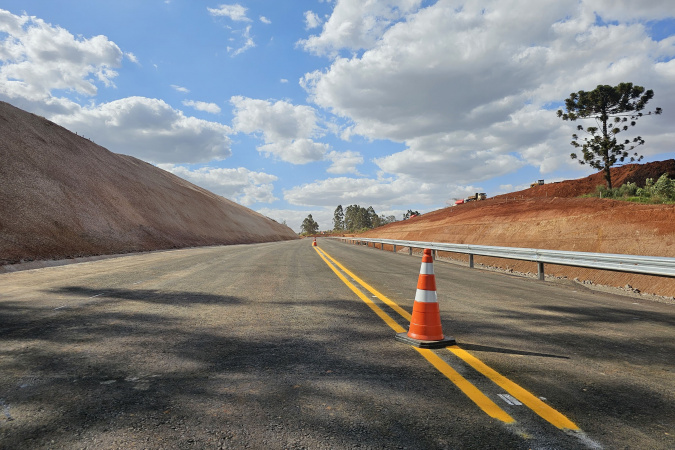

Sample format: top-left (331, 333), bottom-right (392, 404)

top-left (1, 1), bottom-right (674, 232)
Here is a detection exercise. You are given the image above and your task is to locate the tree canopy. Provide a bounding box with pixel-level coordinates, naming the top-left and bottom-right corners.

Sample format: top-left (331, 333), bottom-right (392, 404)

top-left (333, 205), bottom-right (344, 231)
top-left (300, 214), bottom-right (319, 234)
top-left (557, 82), bottom-right (662, 189)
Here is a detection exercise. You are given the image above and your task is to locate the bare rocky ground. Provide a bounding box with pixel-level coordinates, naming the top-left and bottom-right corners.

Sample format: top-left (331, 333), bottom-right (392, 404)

top-left (0, 101), bottom-right (297, 267)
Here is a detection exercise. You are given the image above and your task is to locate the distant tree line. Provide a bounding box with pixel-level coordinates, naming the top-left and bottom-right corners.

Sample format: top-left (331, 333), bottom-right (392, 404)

top-left (333, 205), bottom-right (400, 232)
top-left (300, 205), bottom-right (421, 235)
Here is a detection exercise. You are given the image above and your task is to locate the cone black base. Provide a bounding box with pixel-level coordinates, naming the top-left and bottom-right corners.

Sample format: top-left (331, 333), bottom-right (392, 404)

top-left (395, 332), bottom-right (456, 349)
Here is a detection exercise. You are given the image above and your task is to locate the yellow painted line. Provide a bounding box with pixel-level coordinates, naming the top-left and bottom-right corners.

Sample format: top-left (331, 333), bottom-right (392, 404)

top-left (448, 346), bottom-right (579, 430)
top-left (414, 348), bottom-right (515, 423)
top-left (317, 245), bottom-right (580, 431)
top-left (313, 246), bottom-right (515, 424)
top-left (318, 247), bottom-right (412, 321)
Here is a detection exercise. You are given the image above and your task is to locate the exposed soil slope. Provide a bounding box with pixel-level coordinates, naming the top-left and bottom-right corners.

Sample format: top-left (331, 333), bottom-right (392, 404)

top-left (361, 161), bottom-right (675, 297)
top-left (495, 159), bottom-right (675, 199)
top-left (0, 101), bottom-right (297, 266)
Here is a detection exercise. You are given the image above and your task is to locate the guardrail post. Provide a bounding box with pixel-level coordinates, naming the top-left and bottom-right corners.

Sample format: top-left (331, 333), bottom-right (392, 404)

top-left (408, 247), bottom-right (413, 256)
top-left (537, 262), bottom-right (545, 281)
top-left (469, 254), bottom-right (474, 268)
top-left (432, 249), bottom-right (436, 259)
top-left (393, 244), bottom-right (397, 253)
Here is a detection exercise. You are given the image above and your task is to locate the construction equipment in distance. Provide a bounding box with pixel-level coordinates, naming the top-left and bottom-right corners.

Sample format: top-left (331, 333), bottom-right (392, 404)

top-left (530, 179), bottom-right (545, 188)
top-left (464, 192), bottom-right (487, 202)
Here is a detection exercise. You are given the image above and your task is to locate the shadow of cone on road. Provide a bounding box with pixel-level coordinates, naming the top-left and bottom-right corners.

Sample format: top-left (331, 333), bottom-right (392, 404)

top-left (396, 249), bottom-right (456, 349)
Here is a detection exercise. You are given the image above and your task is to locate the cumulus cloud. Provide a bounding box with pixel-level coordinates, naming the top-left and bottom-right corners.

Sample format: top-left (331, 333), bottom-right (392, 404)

top-left (183, 99), bottom-right (222, 114)
top-left (298, 0), bottom-right (423, 56)
top-left (260, 16), bottom-right (271, 24)
top-left (231, 95), bottom-right (329, 164)
top-left (326, 150), bottom-right (363, 174)
top-left (284, 175), bottom-right (479, 209)
top-left (258, 139), bottom-right (329, 165)
top-left (256, 207), bottom-right (319, 234)
top-left (301, 0), bottom-right (675, 183)
top-left (0, 9), bottom-right (232, 166)
top-left (207, 4), bottom-right (251, 22)
top-left (158, 164), bottom-right (277, 205)
top-left (304, 11), bottom-right (323, 30)
top-left (0, 8), bottom-right (123, 101)
top-left (51, 97), bottom-right (232, 164)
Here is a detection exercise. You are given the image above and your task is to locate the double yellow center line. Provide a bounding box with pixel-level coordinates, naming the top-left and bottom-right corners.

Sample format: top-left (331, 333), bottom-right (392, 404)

top-left (314, 246), bottom-right (579, 431)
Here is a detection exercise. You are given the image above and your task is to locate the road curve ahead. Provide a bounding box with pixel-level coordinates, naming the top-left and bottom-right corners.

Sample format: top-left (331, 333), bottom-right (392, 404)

top-left (0, 238), bottom-right (673, 449)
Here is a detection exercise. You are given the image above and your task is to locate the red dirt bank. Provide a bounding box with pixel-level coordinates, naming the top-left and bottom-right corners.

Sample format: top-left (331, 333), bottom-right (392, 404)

top-left (360, 162), bottom-right (675, 298)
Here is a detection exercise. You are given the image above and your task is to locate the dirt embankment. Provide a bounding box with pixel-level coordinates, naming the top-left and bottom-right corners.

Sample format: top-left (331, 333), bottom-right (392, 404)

top-left (0, 101), bottom-right (297, 266)
top-left (360, 162), bottom-right (675, 298)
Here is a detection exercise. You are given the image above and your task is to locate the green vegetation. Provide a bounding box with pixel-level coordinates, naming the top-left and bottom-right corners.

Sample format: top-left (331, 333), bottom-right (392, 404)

top-left (303, 204), bottom-right (416, 235)
top-left (557, 82), bottom-right (662, 189)
top-left (335, 205), bottom-right (397, 232)
top-left (585, 173), bottom-right (675, 204)
top-left (300, 214), bottom-right (319, 235)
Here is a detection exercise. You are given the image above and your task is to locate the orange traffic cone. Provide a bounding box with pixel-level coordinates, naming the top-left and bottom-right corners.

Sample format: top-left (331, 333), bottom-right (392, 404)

top-left (312, 237), bottom-right (317, 246)
top-left (396, 249), bottom-right (456, 348)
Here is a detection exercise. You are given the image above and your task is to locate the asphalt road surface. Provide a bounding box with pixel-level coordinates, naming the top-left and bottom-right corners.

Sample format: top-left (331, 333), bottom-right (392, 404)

top-left (0, 238), bottom-right (673, 449)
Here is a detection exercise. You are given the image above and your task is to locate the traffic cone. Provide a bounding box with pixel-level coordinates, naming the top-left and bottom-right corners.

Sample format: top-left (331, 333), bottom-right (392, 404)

top-left (312, 237), bottom-right (317, 247)
top-left (395, 249), bottom-right (456, 348)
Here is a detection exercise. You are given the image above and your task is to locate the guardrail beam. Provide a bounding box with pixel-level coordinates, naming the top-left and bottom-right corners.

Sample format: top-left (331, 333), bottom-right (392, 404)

top-left (330, 237), bottom-right (675, 279)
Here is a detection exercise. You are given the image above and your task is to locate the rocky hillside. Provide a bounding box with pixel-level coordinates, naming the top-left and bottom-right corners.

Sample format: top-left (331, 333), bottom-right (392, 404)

top-left (0, 101), bottom-right (297, 266)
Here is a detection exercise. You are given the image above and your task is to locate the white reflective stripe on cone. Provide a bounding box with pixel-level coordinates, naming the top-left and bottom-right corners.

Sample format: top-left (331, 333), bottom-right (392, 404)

top-left (414, 289), bottom-right (438, 303)
top-left (419, 262), bottom-right (434, 275)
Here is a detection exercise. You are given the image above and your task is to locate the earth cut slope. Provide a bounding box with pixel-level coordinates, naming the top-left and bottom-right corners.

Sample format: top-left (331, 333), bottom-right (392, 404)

top-left (0, 101), bottom-right (297, 266)
top-left (360, 162), bottom-right (675, 298)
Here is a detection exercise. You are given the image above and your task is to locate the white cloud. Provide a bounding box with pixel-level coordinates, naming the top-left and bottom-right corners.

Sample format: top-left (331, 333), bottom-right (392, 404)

top-left (171, 84), bottom-right (190, 93)
top-left (326, 150), bottom-right (363, 174)
top-left (301, 0), bottom-right (675, 182)
top-left (231, 95), bottom-right (329, 164)
top-left (126, 52), bottom-right (139, 64)
top-left (230, 25), bottom-right (255, 56)
top-left (258, 139), bottom-right (329, 165)
top-left (0, 8), bottom-right (123, 101)
top-left (581, 0), bottom-right (675, 22)
top-left (231, 96), bottom-right (321, 141)
top-left (284, 175), bottom-right (478, 210)
top-left (260, 16), bottom-right (271, 24)
top-left (207, 4), bottom-right (251, 22)
top-left (51, 97), bottom-right (232, 164)
top-left (255, 207), bottom-right (318, 234)
top-left (280, 78), bottom-right (288, 83)
top-left (298, 0), bottom-right (423, 56)
top-left (304, 11), bottom-right (323, 30)
top-left (183, 99), bottom-right (222, 114)
top-left (158, 165), bottom-right (277, 205)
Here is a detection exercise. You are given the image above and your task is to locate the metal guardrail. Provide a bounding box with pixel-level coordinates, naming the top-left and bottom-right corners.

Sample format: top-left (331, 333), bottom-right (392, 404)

top-left (332, 237), bottom-right (675, 280)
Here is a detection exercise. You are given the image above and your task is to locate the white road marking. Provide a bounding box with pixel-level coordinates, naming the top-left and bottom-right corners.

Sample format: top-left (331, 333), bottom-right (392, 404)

top-left (498, 393), bottom-right (523, 406)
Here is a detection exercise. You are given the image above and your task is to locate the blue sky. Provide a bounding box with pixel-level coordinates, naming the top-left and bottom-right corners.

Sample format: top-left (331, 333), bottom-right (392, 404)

top-left (1, 1), bottom-right (674, 232)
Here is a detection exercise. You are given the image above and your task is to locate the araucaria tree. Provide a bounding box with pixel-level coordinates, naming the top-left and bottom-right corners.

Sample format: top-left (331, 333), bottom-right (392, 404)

top-left (557, 82), bottom-right (662, 189)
